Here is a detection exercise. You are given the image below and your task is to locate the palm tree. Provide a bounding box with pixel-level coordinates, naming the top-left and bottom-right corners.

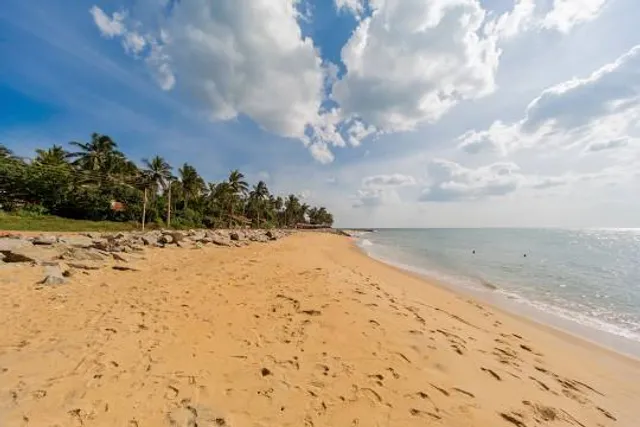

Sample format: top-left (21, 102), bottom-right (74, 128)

top-left (207, 181), bottom-right (234, 226)
top-left (228, 169), bottom-right (249, 197)
top-left (227, 169), bottom-right (249, 227)
top-left (0, 144), bottom-right (15, 159)
top-left (284, 194), bottom-right (300, 228)
top-left (69, 133), bottom-right (123, 172)
top-left (299, 203), bottom-right (310, 224)
top-left (34, 145), bottom-right (68, 166)
top-left (179, 163), bottom-right (205, 210)
top-left (248, 180), bottom-right (269, 226)
top-left (142, 155), bottom-right (172, 194)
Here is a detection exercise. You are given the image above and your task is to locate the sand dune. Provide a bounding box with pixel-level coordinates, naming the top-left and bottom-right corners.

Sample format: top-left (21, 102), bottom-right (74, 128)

top-left (1, 232), bottom-right (639, 426)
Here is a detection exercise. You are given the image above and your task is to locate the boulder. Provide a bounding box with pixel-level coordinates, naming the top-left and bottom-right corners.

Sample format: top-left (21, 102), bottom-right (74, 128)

top-left (265, 230), bottom-right (277, 240)
top-left (1, 245), bottom-right (53, 264)
top-left (169, 231), bottom-right (185, 243)
top-left (0, 238), bottom-right (32, 252)
top-left (189, 231), bottom-right (207, 242)
top-left (211, 236), bottom-right (231, 247)
top-left (159, 234), bottom-right (174, 245)
top-left (112, 253), bottom-right (129, 262)
top-left (141, 233), bottom-right (160, 246)
top-left (32, 235), bottom-right (58, 246)
top-left (59, 247), bottom-right (106, 262)
top-left (39, 265), bottom-right (66, 286)
top-left (59, 235), bottom-right (94, 249)
top-left (91, 239), bottom-right (110, 251)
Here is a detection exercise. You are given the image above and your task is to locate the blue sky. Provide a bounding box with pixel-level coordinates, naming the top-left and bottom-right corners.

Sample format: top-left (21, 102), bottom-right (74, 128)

top-left (2, 0), bottom-right (640, 227)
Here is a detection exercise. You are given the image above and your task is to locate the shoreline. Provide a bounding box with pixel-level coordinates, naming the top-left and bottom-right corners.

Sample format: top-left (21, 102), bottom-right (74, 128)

top-left (350, 236), bottom-right (640, 365)
top-left (1, 232), bottom-right (639, 426)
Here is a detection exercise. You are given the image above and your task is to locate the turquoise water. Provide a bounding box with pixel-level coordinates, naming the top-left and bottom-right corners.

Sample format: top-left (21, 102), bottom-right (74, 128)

top-left (356, 228), bottom-right (640, 356)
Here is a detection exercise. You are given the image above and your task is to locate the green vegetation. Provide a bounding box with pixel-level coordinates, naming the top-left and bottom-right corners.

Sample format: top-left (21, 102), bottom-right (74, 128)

top-left (0, 134), bottom-right (334, 230)
top-left (0, 211), bottom-right (136, 232)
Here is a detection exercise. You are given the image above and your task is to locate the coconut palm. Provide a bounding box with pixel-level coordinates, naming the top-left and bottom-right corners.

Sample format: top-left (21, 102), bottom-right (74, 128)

top-left (179, 163), bottom-right (205, 210)
top-left (226, 169), bottom-right (249, 227)
top-left (69, 133), bottom-right (124, 172)
top-left (0, 144), bottom-right (15, 159)
top-left (34, 145), bottom-right (69, 166)
top-left (248, 180), bottom-right (270, 225)
top-left (284, 194), bottom-right (300, 228)
top-left (142, 155), bottom-right (173, 193)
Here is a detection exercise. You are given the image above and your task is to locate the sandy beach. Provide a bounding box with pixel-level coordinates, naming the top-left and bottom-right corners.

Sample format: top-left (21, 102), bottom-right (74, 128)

top-left (1, 232), bottom-right (639, 427)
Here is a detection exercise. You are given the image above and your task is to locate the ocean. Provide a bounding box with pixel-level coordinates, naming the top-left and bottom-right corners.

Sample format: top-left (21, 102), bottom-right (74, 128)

top-left (355, 228), bottom-right (640, 358)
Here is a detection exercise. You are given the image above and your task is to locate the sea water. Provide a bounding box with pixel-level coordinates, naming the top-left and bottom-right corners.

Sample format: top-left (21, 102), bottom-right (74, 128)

top-left (356, 228), bottom-right (640, 358)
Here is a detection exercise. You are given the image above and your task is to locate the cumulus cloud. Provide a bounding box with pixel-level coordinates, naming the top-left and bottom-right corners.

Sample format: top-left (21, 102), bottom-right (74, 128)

top-left (353, 173), bottom-right (416, 207)
top-left (90, 0), bottom-right (612, 163)
top-left (585, 138), bottom-right (630, 152)
top-left (362, 174), bottom-right (416, 188)
top-left (421, 159), bottom-right (525, 202)
top-left (459, 45), bottom-right (640, 155)
top-left (542, 0), bottom-right (610, 33)
top-left (487, 0), bottom-right (536, 40)
top-left (333, 0), bottom-right (501, 133)
top-left (335, 0), bottom-right (366, 18)
top-left (90, 6), bottom-right (125, 38)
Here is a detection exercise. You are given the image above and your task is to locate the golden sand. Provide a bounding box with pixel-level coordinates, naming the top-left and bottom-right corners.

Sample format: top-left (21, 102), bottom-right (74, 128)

top-left (1, 232), bottom-right (639, 426)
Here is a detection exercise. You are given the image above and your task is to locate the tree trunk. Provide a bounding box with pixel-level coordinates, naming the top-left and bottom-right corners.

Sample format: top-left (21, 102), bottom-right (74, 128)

top-left (167, 182), bottom-right (172, 228)
top-left (142, 187), bottom-right (147, 231)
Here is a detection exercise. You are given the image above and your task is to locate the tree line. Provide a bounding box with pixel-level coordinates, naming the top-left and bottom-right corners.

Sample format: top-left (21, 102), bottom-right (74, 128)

top-left (0, 133), bottom-right (334, 229)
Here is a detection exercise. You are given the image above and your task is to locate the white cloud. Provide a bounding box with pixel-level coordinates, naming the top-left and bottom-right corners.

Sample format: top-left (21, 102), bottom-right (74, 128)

top-left (487, 0), bottom-right (536, 40)
top-left (309, 142), bottom-right (335, 164)
top-left (542, 0), bottom-right (610, 33)
top-left (90, 6), bottom-right (125, 38)
top-left (362, 173), bottom-right (416, 188)
top-left (421, 159), bottom-right (525, 202)
top-left (89, 0), bottom-right (614, 164)
top-left (459, 45), bottom-right (640, 155)
top-left (335, 0), bottom-right (366, 18)
top-left (345, 118), bottom-right (376, 146)
top-left (353, 172), bottom-right (416, 207)
top-left (333, 0), bottom-right (501, 133)
top-left (585, 138), bottom-right (630, 152)
top-left (123, 31), bottom-right (146, 55)
top-left (165, 0), bottom-right (325, 140)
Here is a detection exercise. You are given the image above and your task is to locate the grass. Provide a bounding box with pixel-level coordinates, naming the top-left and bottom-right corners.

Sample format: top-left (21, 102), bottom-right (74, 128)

top-left (0, 212), bottom-right (138, 232)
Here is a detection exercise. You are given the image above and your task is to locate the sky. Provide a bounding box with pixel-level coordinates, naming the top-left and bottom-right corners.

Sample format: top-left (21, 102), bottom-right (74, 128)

top-left (2, 0), bottom-right (640, 228)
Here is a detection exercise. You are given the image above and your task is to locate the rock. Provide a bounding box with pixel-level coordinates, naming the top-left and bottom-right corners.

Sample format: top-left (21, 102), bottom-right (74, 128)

top-left (0, 238), bottom-right (32, 252)
top-left (176, 240), bottom-right (193, 249)
top-left (265, 230), bottom-right (278, 240)
top-left (112, 265), bottom-right (139, 272)
top-left (141, 233), bottom-right (159, 246)
top-left (67, 262), bottom-right (101, 271)
top-left (159, 234), bottom-right (174, 244)
top-left (189, 231), bottom-right (207, 242)
top-left (32, 235), bottom-right (58, 246)
top-left (59, 247), bottom-right (105, 262)
top-left (112, 253), bottom-right (128, 262)
top-left (229, 231), bottom-right (242, 241)
top-left (39, 265), bottom-right (66, 286)
top-left (59, 235), bottom-right (94, 249)
top-left (169, 231), bottom-right (185, 243)
top-left (91, 239), bottom-right (110, 251)
top-left (210, 235), bottom-right (231, 247)
top-left (1, 245), bottom-right (53, 264)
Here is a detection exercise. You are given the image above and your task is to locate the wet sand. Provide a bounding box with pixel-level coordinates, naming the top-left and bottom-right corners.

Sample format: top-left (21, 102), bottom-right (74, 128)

top-left (1, 232), bottom-right (639, 426)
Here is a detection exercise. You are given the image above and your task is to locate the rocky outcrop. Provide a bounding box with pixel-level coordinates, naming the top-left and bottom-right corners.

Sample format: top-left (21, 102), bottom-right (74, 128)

top-left (0, 229), bottom-right (292, 283)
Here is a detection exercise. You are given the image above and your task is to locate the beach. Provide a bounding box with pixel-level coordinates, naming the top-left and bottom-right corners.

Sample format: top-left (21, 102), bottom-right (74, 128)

top-left (1, 232), bottom-right (639, 426)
